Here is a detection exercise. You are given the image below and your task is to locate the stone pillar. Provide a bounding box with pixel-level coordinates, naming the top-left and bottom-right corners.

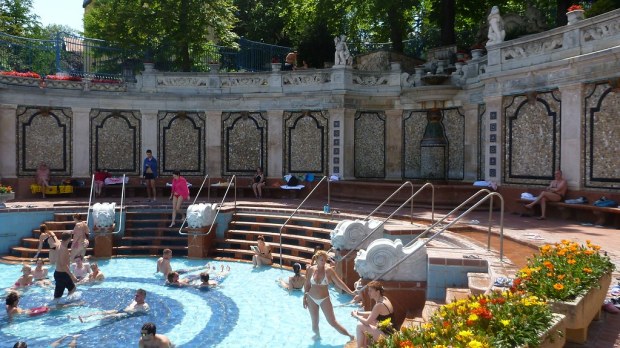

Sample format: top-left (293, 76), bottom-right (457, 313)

top-left (205, 111), bottom-right (222, 178)
top-left (328, 108), bottom-right (345, 178)
top-left (385, 109), bottom-right (403, 179)
top-left (72, 107), bottom-right (91, 178)
top-left (93, 230), bottom-right (114, 258)
top-left (141, 110), bottom-right (159, 160)
top-left (266, 110), bottom-right (284, 179)
top-left (0, 104), bottom-right (17, 179)
top-left (187, 225), bottom-right (216, 258)
top-left (342, 108), bottom-right (357, 179)
top-left (558, 83), bottom-right (583, 189)
top-left (334, 249), bottom-right (359, 290)
top-left (462, 103), bottom-right (480, 181)
top-left (482, 96), bottom-right (503, 183)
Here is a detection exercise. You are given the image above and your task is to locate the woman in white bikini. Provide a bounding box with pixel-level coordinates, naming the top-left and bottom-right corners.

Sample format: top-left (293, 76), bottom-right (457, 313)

top-left (303, 250), bottom-right (354, 341)
top-left (34, 224), bottom-right (59, 264)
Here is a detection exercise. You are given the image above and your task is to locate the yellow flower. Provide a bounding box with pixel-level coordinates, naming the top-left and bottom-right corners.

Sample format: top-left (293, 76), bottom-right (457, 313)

top-left (468, 340), bottom-right (484, 348)
top-left (468, 314), bottom-right (479, 322)
top-left (500, 319), bottom-right (510, 326)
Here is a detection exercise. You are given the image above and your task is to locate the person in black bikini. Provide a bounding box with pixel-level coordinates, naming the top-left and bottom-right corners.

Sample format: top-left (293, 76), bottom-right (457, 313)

top-left (252, 167), bottom-right (265, 198)
top-left (351, 280), bottom-right (395, 347)
top-left (525, 170), bottom-right (567, 220)
top-left (34, 224), bottom-right (59, 264)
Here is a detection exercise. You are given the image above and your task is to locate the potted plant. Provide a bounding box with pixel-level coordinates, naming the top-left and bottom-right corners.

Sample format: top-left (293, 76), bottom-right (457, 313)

top-left (514, 240), bottom-right (615, 343)
top-left (0, 184), bottom-right (15, 208)
top-left (470, 43), bottom-right (486, 59)
top-left (371, 290), bottom-right (565, 348)
top-left (566, 4), bottom-right (585, 25)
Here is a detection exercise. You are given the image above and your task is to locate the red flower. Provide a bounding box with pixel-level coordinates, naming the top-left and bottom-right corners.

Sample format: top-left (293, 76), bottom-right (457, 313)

top-left (567, 4), bottom-right (583, 12)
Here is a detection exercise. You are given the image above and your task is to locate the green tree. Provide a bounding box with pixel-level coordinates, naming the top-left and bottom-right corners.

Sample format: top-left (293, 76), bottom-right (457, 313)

top-left (83, 0), bottom-right (238, 72)
top-left (0, 0), bottom-right (40, 36)
top-left (234, 0), bottom-right (290, 46)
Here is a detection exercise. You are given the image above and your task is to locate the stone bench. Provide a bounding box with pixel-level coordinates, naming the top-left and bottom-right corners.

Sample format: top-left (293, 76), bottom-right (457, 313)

top-left (516, 198), bottom-right (620, 227)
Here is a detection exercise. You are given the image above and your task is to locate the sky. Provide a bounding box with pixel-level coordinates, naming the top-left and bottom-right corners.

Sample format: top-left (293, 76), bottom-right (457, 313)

top-left (32, 0), bottom-right (85, 32)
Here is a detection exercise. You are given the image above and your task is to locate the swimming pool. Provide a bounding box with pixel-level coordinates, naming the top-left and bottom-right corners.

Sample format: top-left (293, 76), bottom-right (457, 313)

top-left (1, 258), bottom-right (359, 347)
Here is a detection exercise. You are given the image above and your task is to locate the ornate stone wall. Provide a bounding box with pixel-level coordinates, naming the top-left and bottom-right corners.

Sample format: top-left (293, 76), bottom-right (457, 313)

top-left (402, 108), bottom-right (464, 180)
top-left (90, 109), bottom-right (141, 175)
top-left (354, 111), bottom-right (385, 178)
top-left (16, 106), bottom-right (72, 177)
top-left (503, 91), bottom-right (561, 184)
top-left (158, 111), bottom-right (206, 176)
top-left (222, 112), bottom-right (267, 176)
top-left (584, 82), bottom-right (620, 189)
top-left (477, 104), bottom-right (487, 180)
top-left (283, 111), bottom-right (328, 176)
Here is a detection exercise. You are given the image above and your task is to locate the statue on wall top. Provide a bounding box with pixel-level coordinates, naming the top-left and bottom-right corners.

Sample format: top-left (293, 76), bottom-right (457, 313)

top-left (487, 6), bottom-right (506, 46)
top-left (334, 35), bottom-right (352, 66)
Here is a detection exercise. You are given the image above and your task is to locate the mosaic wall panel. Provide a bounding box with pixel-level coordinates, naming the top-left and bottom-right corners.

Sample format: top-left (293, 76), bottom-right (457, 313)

top-left (503, 91), bottom-right (561, 185)
top-left (402, 108), bottom-right (464, 180)
top-left (477, 104), bottom-right (487, 180)
top-left (443, 108), bottom-right (465, 180)
top-left (16, 106), bottom-right (72, 177)
top-left (90, 110), bottom-right (141, 175)
top-left (158, 111), bottom-right (206, 176)
top-left (584, 82), bottom-right (620, 189)
top-left (283, 111), bottom-right (328, 176)
top-left (354, 111), bottom-right (385, 178)
top-left (222, 112), bottom-right (267, 176)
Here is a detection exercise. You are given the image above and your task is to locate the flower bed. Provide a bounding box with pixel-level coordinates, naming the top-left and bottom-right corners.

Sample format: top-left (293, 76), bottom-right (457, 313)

top-left (371, 291), bottom-right (560, 348)
top-left (45, 74), bottom-right (82, 81)
top-left (0, 71), bottom-right (41, 79)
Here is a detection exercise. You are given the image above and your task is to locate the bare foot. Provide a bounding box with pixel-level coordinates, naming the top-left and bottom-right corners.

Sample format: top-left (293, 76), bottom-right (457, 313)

top-left (169, 222), bottom-right (175, 228)
top-left (536, 216), bottom-right (545, 220)
top-left (524, 203), bottom-right (533, 209)
top-left (312, 334), bottom-right (321, 341)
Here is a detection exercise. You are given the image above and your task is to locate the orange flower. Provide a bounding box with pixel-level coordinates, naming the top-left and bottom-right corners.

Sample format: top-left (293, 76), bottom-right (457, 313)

top-left (553, 283), bottom-right (564, 290)
top-left (583, 267), bottom-right (592, 273)
top-left (567, 259), bottom-right (576, 265)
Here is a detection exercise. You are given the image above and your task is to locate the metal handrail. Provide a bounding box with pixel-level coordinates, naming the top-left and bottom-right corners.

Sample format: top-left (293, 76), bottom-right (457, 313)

top-left (179, 175), bottom-right (236, 236)
top-left (357, 191), bottom-right (504, 290)
top-left (362, 181), bottom-right (414, 224)
top-left (278, 176), bottom-right (328, 268)
top-left (176, 174), bottom-right (209, 233)
top-left (337, 182), bottom-right (436, 262)
top-left (92, 174), bottom-right (127, 235)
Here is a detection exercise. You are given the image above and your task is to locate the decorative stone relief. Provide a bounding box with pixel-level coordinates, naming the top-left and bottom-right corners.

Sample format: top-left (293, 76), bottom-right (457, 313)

top-left (352, 73), bottom-right (388, 86)
top-left (92, 202), bottom-right (116, 229)
top-left (158, 111), bottom-right (206, 176)
top-left (283, 110), bottom-right (328, 176)
top-left (354, 238), bottom-right (428, 281)
top-left (478, 104), bottom-right (487, 180)
top-left (330, 219), bottom-right (384, 250)
top-left (356, 51), bottom-right (390, 71)
top-left (403, 111), bottom-right (427, 178)
top-left (222, 112), bottom-right (268, 176)
top-left (584, 82), bottom-right (620, 189)
top-left (503, 91), bottom-right (561, 185)
top-left (157, 76), bottom-right (208, 87)
top-left (90, 109), bottom-right (142, 175)
top-left (16, 106), bottom-right (73, 177)
top-left (220, 76), bottom-right (268, 87)
top-left (334, 35), bottom-right (352, 66)
top-left (443, 108), bottom-right (465, 180)
top-left (581, 18), bottom-right (620, 43)
top-left (502, 34), bottom-right (563, 61)
top-left (186, 203), bottom-right (217, 228)
top-left (354, 112), bottom-right (385, 178)
top-left (282, 72), bottom-right (331, 86)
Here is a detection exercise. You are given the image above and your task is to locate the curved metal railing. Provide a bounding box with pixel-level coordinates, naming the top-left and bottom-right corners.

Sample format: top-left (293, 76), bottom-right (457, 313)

top-left (176, 174), bottom-right (209, 234)
top-left (179, 175), bottom-right (236, 236)
top-left (277, 176), bottom-right (329, 268)
top-left (356, 191), bottom-right (505, 291)
top-left (336, 182), bottom-right (436, 262)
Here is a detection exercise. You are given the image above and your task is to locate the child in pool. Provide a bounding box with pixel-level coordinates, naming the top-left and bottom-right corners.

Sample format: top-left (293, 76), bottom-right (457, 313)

top-left (13, 265), bottom-right (34, 288)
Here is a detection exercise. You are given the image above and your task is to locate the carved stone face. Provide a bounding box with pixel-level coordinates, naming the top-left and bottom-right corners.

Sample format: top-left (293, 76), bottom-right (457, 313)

top-left (93, 203), bottom-right (115, 228)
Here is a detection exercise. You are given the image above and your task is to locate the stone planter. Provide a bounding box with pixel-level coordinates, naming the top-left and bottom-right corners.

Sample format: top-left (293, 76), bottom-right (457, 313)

top-left (471, 49), bottom-right (485, 59)
top-left (548, 272), bottom-right (611, 343)
top-left (209, 63), bottom-right (221, 74)
top-left (533, 313), bottom-right (566, 348)
top-left (566, 10), bottom-right (585, 25)
top-left (271, 63), bottom-right (281, 72)
top-left (0, 192), bottom-right (15, 208)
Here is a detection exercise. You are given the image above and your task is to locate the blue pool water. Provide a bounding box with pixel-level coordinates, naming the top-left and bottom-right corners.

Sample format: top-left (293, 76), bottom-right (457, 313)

top-left (1, 258), bottom-right (358, 347)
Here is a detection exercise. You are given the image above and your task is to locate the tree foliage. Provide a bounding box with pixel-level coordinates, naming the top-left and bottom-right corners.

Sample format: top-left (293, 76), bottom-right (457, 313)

top-left (0, 0), bottom-right (40, 36)
top-left (83, 0), bottom-right (238, 71)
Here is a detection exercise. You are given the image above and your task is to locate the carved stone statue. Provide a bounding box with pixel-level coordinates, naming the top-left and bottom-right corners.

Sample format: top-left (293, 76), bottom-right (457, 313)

top-left (354, 238), bottom-right (428, 281)
top-left (92, 202), bottom-right (116, 229)
top-left (330, 219), bottom-right (383, 250)
top-left (334, 35), bottom-right (352, 66)
top-left (186, 203), bottom-right (217, 228)
top-left (487, 6), bottom-right (506, 46)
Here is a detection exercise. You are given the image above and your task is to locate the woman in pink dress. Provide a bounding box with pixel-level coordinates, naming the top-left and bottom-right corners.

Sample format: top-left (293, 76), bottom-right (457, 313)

top-left (36, 162), bottom-right (51, 198)
top-left (169, 171), bottom-right (189, 227)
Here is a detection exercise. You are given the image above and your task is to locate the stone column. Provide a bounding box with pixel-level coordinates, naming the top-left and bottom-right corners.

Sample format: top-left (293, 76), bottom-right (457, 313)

top-left (141, 109), bottom-right (159, 164)
top-left (462, 103), bottom-right (480, 181)
top-left (205, 111), bottom-right (222, 178)
top-left (482, 96), bottom-right (503, 183)
top-left (385, 109), bottom-right (403, 179)
top-left (0, 104), bottom-right (17, 179)
top-left (558, 83), bottom-right (583, 189)
top-left (72, 107), bottom-right (91, 177)
top-left (328, 108), bottom-right (346, 179)
top-left (266, 110), bottom-right (284, 178)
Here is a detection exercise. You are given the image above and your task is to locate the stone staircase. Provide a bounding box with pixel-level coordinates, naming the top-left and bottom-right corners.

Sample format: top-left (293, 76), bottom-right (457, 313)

top-left (113, 210), bottom-right (188, 256)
